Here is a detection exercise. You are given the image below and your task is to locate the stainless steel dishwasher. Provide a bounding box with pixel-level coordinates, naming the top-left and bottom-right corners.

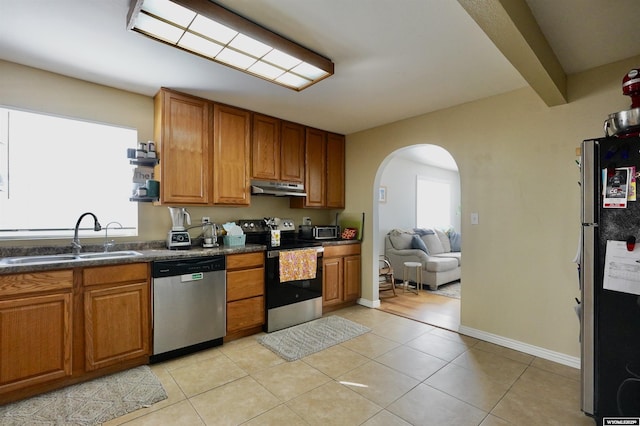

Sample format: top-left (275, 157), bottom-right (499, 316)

top-left (151, 256), bottom-right (226, 362)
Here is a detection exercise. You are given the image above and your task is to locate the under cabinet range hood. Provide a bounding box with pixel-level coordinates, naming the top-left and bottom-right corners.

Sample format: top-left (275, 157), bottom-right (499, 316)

top-left (250, 180), bottom-right (306, 197)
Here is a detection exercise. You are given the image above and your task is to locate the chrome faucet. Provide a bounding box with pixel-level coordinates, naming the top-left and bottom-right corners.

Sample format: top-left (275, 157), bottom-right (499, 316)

top-left (103, 221), bottom-right (123, 252)
top-left (71, 212), bottom-right (102, 255)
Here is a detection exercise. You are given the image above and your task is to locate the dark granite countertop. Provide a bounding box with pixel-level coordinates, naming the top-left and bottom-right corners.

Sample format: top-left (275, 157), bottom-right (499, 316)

top-left (0, 241), bottom-right (266, 275)
top-left (0, 239), bottom-right (360, 275)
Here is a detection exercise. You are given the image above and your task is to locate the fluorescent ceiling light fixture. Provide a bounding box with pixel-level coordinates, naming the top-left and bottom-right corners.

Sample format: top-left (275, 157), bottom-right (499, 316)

top-left (127, 0), bottom-right (334, 90)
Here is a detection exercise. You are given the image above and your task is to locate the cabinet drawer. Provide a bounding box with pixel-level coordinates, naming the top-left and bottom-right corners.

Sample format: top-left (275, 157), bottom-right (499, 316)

top-left (227, 268), bottom-right (264, 302)
top-left (227, 296), bottom-right (264, 333)
top-left (323, 244), bottom-right (361, 258)
top-left (227, 252), bottom-right (264, 270)
top-left (83, 263), bottom-right (148, 287)
top-left (0, 270), bottom-right (73, 297)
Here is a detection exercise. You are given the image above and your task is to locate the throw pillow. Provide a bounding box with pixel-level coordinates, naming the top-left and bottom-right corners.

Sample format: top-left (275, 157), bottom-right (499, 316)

top-left (389, 229), bottom-right (414, 250)
top-left (435, 229), bottom-right (451, 253)
top-left (411, 235), bottom-right (429, 254)
top-left (421, 232), bottom-right (444, 254)
top-left (449, 231), bottom-right (461, 252)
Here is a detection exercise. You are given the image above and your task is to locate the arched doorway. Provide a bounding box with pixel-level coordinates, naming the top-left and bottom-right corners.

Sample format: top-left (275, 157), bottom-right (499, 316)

top-left (373, 144), bottom-right (461, 330)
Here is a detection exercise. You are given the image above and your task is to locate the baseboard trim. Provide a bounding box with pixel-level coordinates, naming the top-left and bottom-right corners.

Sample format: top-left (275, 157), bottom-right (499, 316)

top-left (357, 298), bottom-right (380, 308)
top-left (458, 325), bottom-right (580, 369)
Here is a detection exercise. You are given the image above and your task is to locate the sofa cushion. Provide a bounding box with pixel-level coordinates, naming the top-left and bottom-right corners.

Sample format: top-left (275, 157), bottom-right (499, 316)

top-left (433, 252), bottom-right (461, 266)
top-left (425, 257), bottom-right (458, 272)
top-left (420, 232), bottom-right (444, 255)
top-left (435, 229), bottom-right (451, 253)
top-left (411, 235), bottom-right (429, 253)
top-left (388, 229), bottom-right (414, 250)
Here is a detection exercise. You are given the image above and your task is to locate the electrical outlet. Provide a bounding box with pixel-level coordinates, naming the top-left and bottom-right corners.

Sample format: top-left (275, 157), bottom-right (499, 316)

top-left (303, 217), bottom-right (312, 225)
top-left (202, 216), bottom-right (210, 223)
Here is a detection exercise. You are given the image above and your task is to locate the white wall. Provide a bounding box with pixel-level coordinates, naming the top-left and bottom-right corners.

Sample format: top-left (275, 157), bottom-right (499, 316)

top-left (379, 153), bottom-right (461, 254)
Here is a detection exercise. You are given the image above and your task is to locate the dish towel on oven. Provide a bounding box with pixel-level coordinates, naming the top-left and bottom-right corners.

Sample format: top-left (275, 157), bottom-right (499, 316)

top-left (279, 248), bottom-right (317, 283)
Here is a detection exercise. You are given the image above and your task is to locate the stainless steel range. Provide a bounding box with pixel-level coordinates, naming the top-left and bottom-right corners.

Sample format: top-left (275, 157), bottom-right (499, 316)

top-left (238, 218), bottom-right (323, 332)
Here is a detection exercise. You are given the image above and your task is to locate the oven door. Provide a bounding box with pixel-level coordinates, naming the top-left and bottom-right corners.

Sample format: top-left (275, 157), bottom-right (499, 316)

top-left (265, 247), bottom-right (323, 310)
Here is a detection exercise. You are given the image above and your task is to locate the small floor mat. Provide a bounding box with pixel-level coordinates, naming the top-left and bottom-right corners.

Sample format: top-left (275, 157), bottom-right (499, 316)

top-left (0, 365), bottom-right (167, 425)
top-left (258, 316), bottom-right (371, 361)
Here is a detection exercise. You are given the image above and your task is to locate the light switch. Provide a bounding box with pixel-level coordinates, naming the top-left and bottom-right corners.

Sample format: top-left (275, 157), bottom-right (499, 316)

top-left (471, 212), bottom-right (479, 225)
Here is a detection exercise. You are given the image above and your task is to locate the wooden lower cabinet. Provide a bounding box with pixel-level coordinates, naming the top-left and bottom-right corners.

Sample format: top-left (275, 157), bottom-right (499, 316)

top-left (83, 263), bottom-right (150, 371)
top-left (226, 252), bottom-right (265, 338)
top-left (322, 256), bottom-right (343, 307)
top-left (0, 264), bottom-right (151, 403)
top-left (226, 296), bottom-right (264, 334)
top-left (344, 254), bottom-right (361, 301)
top-left (84, 282), bottom-right (149, 371)
top-left (0, 270), bottom-right (73, 395)
top-left (0, 293), bottom-right (72, 392)
top-left (322, 244), bottom-right (361, 311)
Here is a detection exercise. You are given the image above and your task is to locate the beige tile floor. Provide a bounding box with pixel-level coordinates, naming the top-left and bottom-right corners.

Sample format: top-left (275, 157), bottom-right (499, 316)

top-left (104, 306), bottom-right (595, 426)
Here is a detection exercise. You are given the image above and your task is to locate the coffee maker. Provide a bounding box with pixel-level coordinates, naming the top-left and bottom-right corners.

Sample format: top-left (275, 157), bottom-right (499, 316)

top-left (166, 207), bottom-right (191, 249)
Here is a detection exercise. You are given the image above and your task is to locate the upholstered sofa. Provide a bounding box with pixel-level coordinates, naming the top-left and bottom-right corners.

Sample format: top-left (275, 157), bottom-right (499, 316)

top-left (384, 228), bottom-right (461, 290)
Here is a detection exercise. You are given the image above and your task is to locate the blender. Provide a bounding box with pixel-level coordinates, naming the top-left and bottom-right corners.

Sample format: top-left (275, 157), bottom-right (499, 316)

top-left (166, 207), bottom-right (192, 249)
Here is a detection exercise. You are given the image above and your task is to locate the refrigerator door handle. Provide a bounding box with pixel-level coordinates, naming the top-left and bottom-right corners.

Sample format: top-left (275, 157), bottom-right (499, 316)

top-left (581, 140), bottom-right (597, 226)
top-left (580, 139), bottom-right (597, 416)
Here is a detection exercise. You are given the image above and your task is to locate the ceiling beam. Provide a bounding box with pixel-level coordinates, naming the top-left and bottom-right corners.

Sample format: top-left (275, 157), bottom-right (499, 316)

top-left (457, 0), bottom-right (567, 106)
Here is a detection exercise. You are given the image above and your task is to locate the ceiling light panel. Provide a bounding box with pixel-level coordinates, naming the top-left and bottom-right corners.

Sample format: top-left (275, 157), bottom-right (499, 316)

top-left (263, 49), bottom-right (302, 70)
top-left (216, 47), bottom-right (257, 69)
top-left (141, 0), bottom-right (195, 26)
top-left (127, 0), bottom-right (334, 90)
top-left (229, 34), bottom-right (272, 58)
top-left (248, 61), bottom-right (285, 79)
top-left (190, 14), bottom-right (237, 44)
top-left (178, 32), bottom-right (223, 57)
top-left (134, 13), bottom-right (184, 43)
top-left (276, 72), bottom-right (310, 89)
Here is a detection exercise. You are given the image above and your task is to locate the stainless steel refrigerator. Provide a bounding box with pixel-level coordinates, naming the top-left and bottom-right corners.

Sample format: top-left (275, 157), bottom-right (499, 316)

top-left (581, 136), bottom-right (640, 422)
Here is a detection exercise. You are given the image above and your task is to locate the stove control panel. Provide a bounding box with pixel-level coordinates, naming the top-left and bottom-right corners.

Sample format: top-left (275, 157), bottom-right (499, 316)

top-left (237, 218), bottom-right (296, 233)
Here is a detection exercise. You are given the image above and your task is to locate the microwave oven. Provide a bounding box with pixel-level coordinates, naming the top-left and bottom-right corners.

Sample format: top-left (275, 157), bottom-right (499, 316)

top-left (299, 225), bottom-right (340, 240)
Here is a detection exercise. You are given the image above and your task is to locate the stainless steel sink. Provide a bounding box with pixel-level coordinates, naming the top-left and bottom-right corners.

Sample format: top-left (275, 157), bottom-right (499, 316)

top-left (76, 250), bottom-right (143, 260)
top-left (0, 254), bottom-right (79, 265)
top-left (0, 250), bottom-right (143, 266)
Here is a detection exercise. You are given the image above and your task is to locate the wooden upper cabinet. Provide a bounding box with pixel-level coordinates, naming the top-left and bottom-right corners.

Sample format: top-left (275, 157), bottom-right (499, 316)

top-left (326, 133), bottom-right (345, 209)
top-left (213, 104), bottom-right (251, 205)
top-left (251, 114), bottom-right (280, 181)
top-left (154, 88), bottom-right (211, 205)
top-left (301, 128), bottom-right (327, 208)
top-left (279, 121), bottom-right (305, 183)
top-left (251, 116), bottom-right (304, 184)
top-left (291, 127), bottom-right (345, 209)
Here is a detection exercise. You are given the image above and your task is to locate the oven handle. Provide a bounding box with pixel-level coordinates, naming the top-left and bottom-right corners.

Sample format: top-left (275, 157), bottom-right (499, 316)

top-left (267, 246), bottom-right (324, 258)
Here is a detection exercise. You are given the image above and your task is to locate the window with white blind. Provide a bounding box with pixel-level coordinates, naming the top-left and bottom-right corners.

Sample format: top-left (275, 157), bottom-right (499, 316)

top-left (0, 107), bottom-right (138, 240)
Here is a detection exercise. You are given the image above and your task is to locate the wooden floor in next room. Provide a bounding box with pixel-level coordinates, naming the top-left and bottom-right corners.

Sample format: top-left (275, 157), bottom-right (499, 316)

top-left (377, 285), bottom-right (461, 331)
